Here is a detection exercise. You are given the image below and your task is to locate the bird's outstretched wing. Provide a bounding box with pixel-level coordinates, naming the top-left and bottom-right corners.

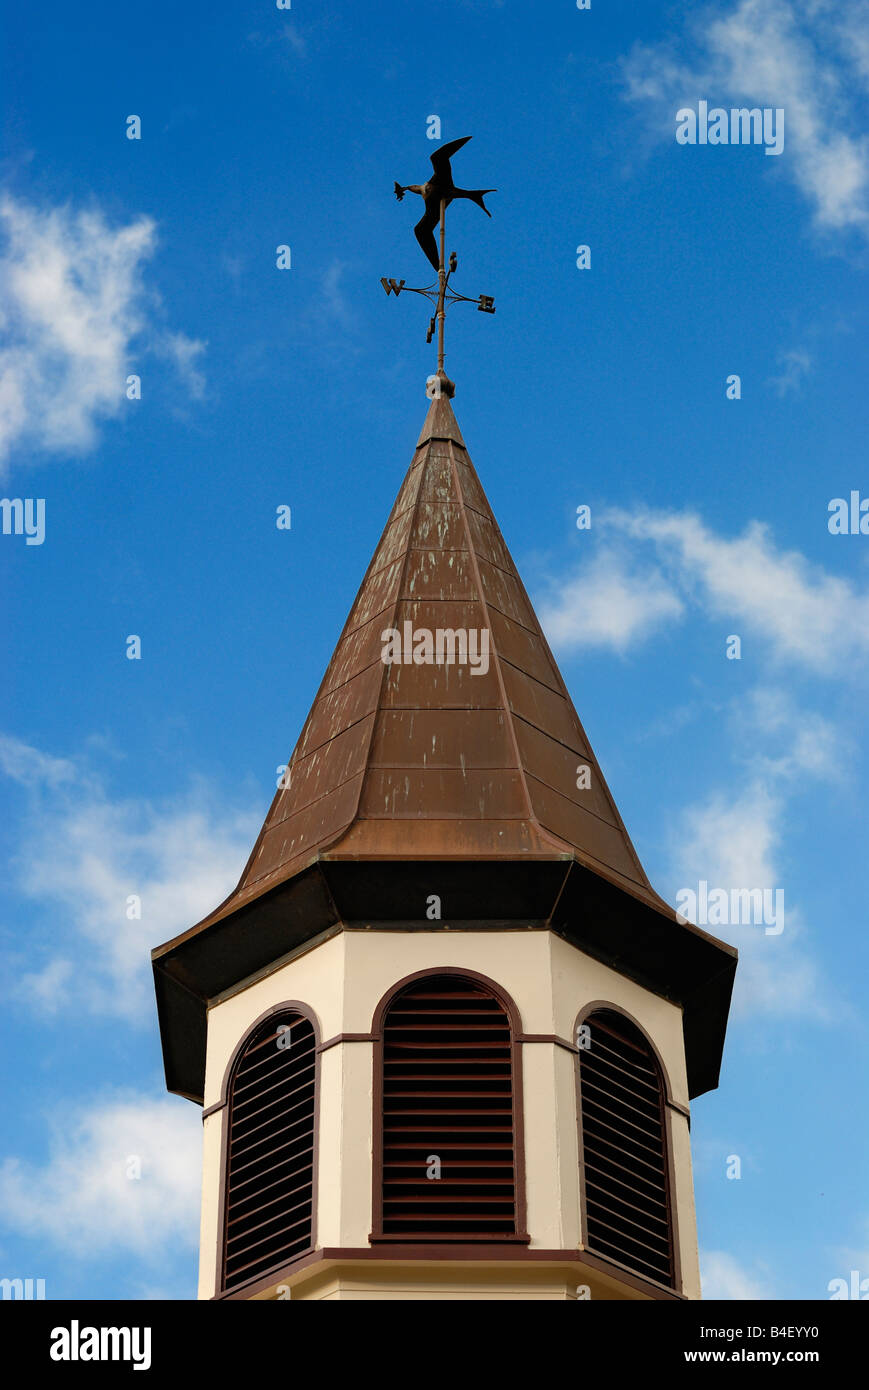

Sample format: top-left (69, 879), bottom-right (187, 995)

top-left (393, 181), bottom-right (405, 201)
top-left (414, 202), bottom-right (441, 272)
top-left (429, 135), bottom-right (472, 176)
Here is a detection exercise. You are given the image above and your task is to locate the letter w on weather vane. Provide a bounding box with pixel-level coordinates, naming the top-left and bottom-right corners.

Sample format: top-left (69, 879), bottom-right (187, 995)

top-left (381, 136), bottom-right (497, 397)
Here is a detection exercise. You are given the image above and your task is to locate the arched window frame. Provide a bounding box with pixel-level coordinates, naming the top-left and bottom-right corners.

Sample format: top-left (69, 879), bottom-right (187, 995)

top-left (370, 967), bottom-right (529, 1246)
top-left (573, 1001), bottom-right (681, 1292)
top-left (216, 1000), bottom-right (320, 1295)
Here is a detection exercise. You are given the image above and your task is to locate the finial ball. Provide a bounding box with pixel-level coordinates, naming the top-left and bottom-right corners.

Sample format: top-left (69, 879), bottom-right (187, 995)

top-left (426, 371), bottom-right (456, 400)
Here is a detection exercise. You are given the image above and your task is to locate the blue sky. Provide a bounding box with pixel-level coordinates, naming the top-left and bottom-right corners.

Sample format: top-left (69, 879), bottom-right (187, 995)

top-left (1, 0), bottom-right (867, 1300)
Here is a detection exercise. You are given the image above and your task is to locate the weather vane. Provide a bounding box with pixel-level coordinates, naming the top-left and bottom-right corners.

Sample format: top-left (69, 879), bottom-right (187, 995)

top-left (382, 136), bottom-right (496, 398)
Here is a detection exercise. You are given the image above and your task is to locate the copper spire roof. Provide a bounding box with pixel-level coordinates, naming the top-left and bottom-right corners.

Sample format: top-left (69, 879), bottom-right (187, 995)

top-left (198, 391), bottom-right (671, 931)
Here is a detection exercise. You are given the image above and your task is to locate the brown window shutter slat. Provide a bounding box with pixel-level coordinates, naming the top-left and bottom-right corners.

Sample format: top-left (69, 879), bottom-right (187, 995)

top-left (375, 974), bottom-right (521, 1241)
top-left (578, 1010), bottom-right (675, 1289)
top-left (222, 1011), bottom-right (316, 1292)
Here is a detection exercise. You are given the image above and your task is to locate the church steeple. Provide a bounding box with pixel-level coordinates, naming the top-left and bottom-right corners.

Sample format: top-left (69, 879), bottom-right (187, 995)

top-left (152, 388), bottom-right (736, 1302)
top-left (153, 138), bottom-right (735, 1301)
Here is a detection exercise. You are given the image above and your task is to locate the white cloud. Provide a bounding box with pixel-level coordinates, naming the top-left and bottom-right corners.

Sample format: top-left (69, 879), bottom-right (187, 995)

top-left (159, 331), bottom-right (207, 401)
top-left (0, 197), bottom-right (153, 465)
top-left (17, 956), bottom-right (76, 1013)
top-left (0, 1095), bottom-right (200, 1260)
top-left (670, 778), bottom-right (833, 1018)
top-left (666, 684), bottom-right (846, 1018)
top-left (837, 2), bottom-right (869, 89)
top-left (622, 0), bottom-right (869, 240)
top-left (541, 508), bottom-right (869, 675)
top-left (0, 195), bottom-right (206, 470)
top-left (321, 259), bottom-right (354, 327)
top-left (610, 509), bottom-right (869, 674)
top-left (1, 737), bottom-right (258, 1021)
top-left (732, 686), bottom-right (849, 783)
top-left (678, 781), bottom-right (782, 894)
top-left (0, 733), bottom-right (76, 788)
top-left (247, 23), bottom-right (308, 60)
top-left (829, 1214), bottom-right (869, 1293)
top-left (769, 347), bottom-right (812, 396)
top-left (539, 549), bottom-right (684, 654)
top-left (701, 1249), bottom-right (774, 1298)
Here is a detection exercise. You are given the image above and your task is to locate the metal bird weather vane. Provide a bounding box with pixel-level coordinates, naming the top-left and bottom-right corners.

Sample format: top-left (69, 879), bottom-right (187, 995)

top-left (382, 136), bottom-right (496, 397)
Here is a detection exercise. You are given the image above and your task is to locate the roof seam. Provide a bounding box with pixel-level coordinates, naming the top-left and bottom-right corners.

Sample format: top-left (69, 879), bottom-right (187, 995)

top-left (447, 437), bottom-right (540, 835)
top-left (522, 770), bottom-right (625, 835)
top-left (266, 768), bottom-right (367, 831)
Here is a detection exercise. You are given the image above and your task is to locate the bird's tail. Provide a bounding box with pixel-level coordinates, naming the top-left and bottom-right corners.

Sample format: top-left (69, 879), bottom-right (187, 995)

top-left (462, 188), bottom-right (496, 217)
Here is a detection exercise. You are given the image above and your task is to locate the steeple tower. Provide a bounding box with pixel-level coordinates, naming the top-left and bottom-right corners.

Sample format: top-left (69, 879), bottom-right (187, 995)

top-left (152, 388), bottom-right (736, 1302)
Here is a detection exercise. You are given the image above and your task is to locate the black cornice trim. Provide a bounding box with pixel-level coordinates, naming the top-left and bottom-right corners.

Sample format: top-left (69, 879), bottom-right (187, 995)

top-left (152, 859), bottom-right (735, 1105)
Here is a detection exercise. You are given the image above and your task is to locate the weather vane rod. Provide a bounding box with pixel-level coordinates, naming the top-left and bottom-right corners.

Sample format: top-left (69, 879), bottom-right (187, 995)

top-left (382, 136), bottom-right (496, 398)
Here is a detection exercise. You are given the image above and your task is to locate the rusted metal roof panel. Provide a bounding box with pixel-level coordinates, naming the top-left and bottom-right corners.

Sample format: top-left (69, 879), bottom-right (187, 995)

top-left (267, 715), bottom-right (373, 826)
top-left (500, 662), bottom-right (589, 753)
top-left (328, 817), bottom-right (548, 859)
top-left (295, 663), bottom-right (381, 759)
top-left (417, 458), bottom-right (457, 503)
top-left (477, 556), bottom-right (537, 629)
top-left (359, 768), bottom-right (527, 820)
top-left (247, 772), bottom-right (363, 887)
top-left (408, 501), bottom-right (467, 551)
top-left (370, 504), bottom-right (416, 567)
top-left (398, 548), bottom-right (478, 602)
top-left (512, 718), bottom-right (613, 823)
top-left (320, 613), bottom-right (388, 695)
top-left (488, 608), bottom-right (563, 693)
top-left (368, 709), bottom-right (512, 769)
top-left (451, 454), bottom-right (490, 515)
top-left (379, 650), bottom-right (501, 709)
top-left (344, 555), bottom-right (404, 633)
top-left (524, 774), bottom-right (648, 890)
top-left (465, 506), bottom-right (515, 572)
top-left (416, 393), bottom-right (466, 447)
top-left (385, 458), bottom-right (426, 524)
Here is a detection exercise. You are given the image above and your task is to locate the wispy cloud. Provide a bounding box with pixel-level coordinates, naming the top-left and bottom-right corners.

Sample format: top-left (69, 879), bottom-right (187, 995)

top-left (829, 1213), bottom-right (869, 1295)
top-left (320, 259), bottom-right (355, 329)
top-left (666, 684), bottom-right (846, 1019)
top-left (541, 507), bottom-right (869, 675)
top-left (0, 195), bottom-right (206, 471)
top-left (158, 331), bottom-right (207, 401)
top-left (669, 778), bottom-right (831, 1017)
top-left (701, 1249), bottom-right (774, 1298)
top-left (0, 734), bottom-right (77, 788)
top-left (539, 548), bottom-right (684, 654)
top-left (731, 686), bottom-right (850, 784)
top-left (0, 1094), bottom-right (200, 1261)
top-left (622, 0), bottom-right (869, 241)
top-left (768, 347), bottom-right (812, 396)
top-left (609, 508), bottom-right (869, 675)
top-left (1, 733), bottom-right (257, 1021)
top-left (247, 23), bottom-right (308, 61)
top-left (298, 258), bottom-right (362, 362)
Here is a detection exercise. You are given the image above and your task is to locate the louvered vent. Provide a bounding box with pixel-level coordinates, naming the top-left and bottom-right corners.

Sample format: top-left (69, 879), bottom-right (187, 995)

top-left (377, 974), bottom-right (521, 1241)
top-left (578, 1010), bottom-right (674, 1287)
top-left (222, 1011), bottom-right (316, 1292)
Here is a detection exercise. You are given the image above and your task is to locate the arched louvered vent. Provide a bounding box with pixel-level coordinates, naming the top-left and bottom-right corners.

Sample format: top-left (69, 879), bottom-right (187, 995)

top-left (578, 1010), bottom-right (674, 1288)
top-left (375, 973), bottom-right (523, 1242)
top-left (222, 1010), bottom-right (316, 1292)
